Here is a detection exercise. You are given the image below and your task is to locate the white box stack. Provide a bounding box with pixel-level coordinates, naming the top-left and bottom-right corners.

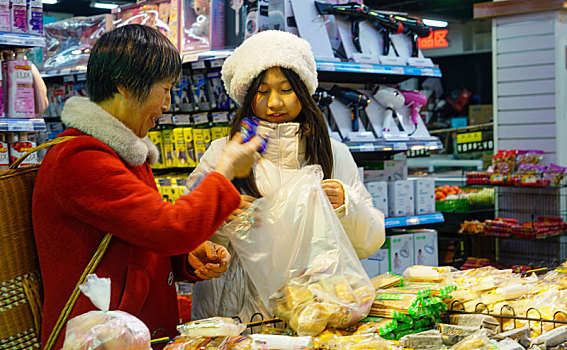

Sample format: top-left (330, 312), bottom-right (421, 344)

top-left (366, 181), bottom-right (388, 216)
top-left (414, 178), bottom-right (436, 214)
top-left (388, 180), bottom-right (414, 217)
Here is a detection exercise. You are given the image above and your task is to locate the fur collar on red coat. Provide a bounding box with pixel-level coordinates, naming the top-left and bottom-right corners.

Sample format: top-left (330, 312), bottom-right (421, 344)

top-left (61, 96), bottom-right (159, 167)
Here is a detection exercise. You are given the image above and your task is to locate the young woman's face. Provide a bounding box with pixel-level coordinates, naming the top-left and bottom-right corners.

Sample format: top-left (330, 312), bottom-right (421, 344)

top-left (132, 80), bottom-right (173, 138)
top-left (252, 67), bottom-right (302, 124)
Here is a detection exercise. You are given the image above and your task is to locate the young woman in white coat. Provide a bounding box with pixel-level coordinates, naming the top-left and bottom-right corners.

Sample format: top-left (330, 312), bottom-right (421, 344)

top-left (185, 30), bottom-right (386, 323)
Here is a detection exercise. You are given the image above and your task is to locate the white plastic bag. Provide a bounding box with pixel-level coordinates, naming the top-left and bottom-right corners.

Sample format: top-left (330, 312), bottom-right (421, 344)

top-left (62, 274), bottom-right (151, 350)
top-left (227, 165), bottom-right (375, 336)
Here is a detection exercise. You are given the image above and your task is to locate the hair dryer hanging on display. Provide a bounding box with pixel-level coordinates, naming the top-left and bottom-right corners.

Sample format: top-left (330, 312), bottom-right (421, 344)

top-left (400, 89), bottom-right (427, 135)
top-left (313, 89), bottom-right (335, 111)
top-left (329, 85), bottom-right (370, 132)
top-left (393, 15), bottom-right (432, 57)
top-left (314, 1), bottom-right (402, 54)
top-left (374, 86), bottom-right (405, 134)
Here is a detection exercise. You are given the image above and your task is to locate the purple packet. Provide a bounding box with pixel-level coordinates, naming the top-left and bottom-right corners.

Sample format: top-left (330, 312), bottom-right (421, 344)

top-left (241, 116), bottom-right (268, 152)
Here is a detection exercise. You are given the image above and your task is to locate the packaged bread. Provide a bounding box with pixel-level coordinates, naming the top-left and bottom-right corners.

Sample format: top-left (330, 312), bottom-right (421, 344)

top-left (370, 272), bottom-right (403, 290)
top-left (177, 317), bottom-right (246, 337)
top-left (271, 275), bottom-right (375, 335)
top-left (62, 274), bottom-right (151, 350)
top-left (404, 265), bottom-right (455, 283)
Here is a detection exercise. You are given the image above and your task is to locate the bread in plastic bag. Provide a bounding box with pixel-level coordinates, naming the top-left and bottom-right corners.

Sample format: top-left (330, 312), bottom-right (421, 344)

top-left (226, 165), bottom-right (375, 336)
top-left (177, 317), bottom-right (246, 337)
top-left (62, 274), bottom-right (151, 350)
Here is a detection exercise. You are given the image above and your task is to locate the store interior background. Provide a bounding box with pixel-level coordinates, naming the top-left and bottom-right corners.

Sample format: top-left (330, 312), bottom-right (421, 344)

top-left (35, 0), bottom-right (565, 272)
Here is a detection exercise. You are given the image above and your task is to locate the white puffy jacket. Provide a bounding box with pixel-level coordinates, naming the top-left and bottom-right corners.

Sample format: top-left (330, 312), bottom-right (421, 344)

top-left (184, 121), bottom-right (385, 323)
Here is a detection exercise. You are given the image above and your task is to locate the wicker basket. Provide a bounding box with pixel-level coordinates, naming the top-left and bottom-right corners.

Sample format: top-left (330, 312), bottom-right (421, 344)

top-left (0, 137), bottom-right (76, 349)
top-left (0, 164), bottom-right (43, 349)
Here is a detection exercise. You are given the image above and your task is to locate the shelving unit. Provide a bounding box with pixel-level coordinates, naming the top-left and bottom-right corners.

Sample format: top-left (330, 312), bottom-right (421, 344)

top-left (385, 213), bottom-right (444, 228)
top-left (0, 32), bottom-right (45, 47)
top-left (0, 119), bottom-right (46, 132)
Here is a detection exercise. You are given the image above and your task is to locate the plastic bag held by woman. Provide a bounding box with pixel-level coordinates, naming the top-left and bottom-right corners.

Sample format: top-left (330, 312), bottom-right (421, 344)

top-left (227, 165), bottom-right (376, 336)
top-left (62, 274), bottom-right (151, 350)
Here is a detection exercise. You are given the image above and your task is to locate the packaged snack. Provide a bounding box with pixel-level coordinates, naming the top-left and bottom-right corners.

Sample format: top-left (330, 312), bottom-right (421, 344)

top-left (163, 336), bottom-right (253, 350)
top-left (62, 274), bottom-right (151, 350)
top-left (370, 272), bottom-right (403, 290)
top-left (240, 115), bottom-right (268, 152)
top-left (404, 265), bottom-right (454, 283)
top-left (177, 317), bottom-right (246, 337)
top-left (321, 334), bottom-right (390, 350)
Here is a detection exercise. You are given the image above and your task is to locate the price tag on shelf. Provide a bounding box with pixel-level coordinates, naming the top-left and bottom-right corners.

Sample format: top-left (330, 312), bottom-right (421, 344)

top-left (172, 115), bottom-right (192, 125)
top-left (316, 62), bottom-right (336, 71)
top-left (7, 120), bottom-right (34, 132)
top-left (212, 111), bottom-right (229, 123)
top-left (394, 142), bottom-right (407, 151)
top-left (210, 59), bottom-right (224, 68)
top-left (76, 73), bottom-right (87, 81)
top-left (457, 131), bottom-right (482, 144)
top-left (191, 60), bottom-right (206, 70)
top-left (359, 143), bottom-right (375, 152)
top-left (193, 113), bottom-right (209, 125)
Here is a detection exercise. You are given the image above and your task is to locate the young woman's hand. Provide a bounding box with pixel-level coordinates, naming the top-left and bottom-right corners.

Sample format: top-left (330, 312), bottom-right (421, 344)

top-left (215, 132), bottom-right (262, 180)
top-left (225, 195), bottom-right (256, 224)
top-left (188, 241), bottom-right (231, 280)
top-left (321, 179), bottom-right (345, 209)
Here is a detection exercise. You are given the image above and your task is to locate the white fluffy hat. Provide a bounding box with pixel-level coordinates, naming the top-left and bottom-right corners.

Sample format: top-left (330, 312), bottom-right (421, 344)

top-left (221, 30), bottom-right (318, 106)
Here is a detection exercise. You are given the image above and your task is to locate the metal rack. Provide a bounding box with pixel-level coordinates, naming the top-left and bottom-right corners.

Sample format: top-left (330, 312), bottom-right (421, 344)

top-left (448, 300), bottom-right (567, 335)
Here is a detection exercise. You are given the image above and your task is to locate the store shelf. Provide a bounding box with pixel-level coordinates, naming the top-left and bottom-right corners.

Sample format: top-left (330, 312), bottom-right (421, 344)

top-left (0, 32), bottom-right (45, 47)
top-left (316, 61), bottom-right (441, 77)
top-left (345, 138), bottom-right (443, 153)
top-left (0, 118), bottom-right (46, 132)
top-left (40, 65), bottom-right (88, 78)
top-left (385, 213), bottom-right (444, 228)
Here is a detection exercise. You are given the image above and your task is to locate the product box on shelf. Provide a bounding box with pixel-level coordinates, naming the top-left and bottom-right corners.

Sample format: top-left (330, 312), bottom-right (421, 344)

top-left (161, 128), bottom-right (175, 168)
top-left (28, 0), bottom-right (42, 35)
top-left (366, 181), bottom-right (388, 217)
top-left (0, 137), bottom-right (8, 170)
top-left (179, 0), bottom-right (224, 54)
top-left (7, 134), bottom-right (36, 166)
top-left (190, 72), bottom-right (211, 110)
top-left (363, 159), bottom-right (408, 183)
top-left (414, 178), bottom-right (435, 215)
top-left (10, 0), bottom-right (27, 33)
top-left (113, 0), bottom-right (179, 48)
top-left (413, 229), bottom-right (438, 266)
top-left (0, 0), bottom-right (9, 33)
top-left (388, 180), bottom-right (414, 217)
top-left (181, 127), bottom-right (197, 167)
top-left (43, 15), bottom-right (114, 70)
top-left (172, 127), bottom-right (192, 168)
top-left (469, 104), bottom-right (493, 125)
top-left (207, 70), bottom-right (230, 109)
top-left (148, 130), bottom-right (165, 169)
top-left (360, 247), bottom-right (389, 278)
top-left (386, 234), bottom-right (414, 275)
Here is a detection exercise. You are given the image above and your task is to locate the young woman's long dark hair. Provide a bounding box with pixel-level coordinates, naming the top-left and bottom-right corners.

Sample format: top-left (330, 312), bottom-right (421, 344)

top-left (230, 67), bottom-right (333, 197)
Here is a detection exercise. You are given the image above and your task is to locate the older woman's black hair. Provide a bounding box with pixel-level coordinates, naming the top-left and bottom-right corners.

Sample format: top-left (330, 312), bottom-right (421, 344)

top-left (87, 24), bottom-right (182, 104)
top-left (230, 67), bottom-right (334, 198)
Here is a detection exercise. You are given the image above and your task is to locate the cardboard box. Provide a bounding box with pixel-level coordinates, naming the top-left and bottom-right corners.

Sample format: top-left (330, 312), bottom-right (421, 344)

top-left (366, 181), bottom-right (388, 217)
top-left (361, 246), bottom-right (389, 278)
top-left (387, 234), bottom-right (414, 275)
top-left (413, 229), bottom-right (438, 266)
top-left (363, 160), bottom-right (407, 183)
top-left (468, 104), bottom-right (493, 125)
top-left (414, 178), bottom-right (435, 214)
top-left (388, 180), bottom-right (414, 217)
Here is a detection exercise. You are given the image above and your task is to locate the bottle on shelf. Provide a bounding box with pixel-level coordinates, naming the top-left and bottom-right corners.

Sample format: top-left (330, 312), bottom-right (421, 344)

top-left (3, 48), bottom-right (35, 118)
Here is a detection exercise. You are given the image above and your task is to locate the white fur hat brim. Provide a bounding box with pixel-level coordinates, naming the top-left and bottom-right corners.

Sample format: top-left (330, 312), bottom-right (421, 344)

top-left (221, 30), bottom-right (318, 106)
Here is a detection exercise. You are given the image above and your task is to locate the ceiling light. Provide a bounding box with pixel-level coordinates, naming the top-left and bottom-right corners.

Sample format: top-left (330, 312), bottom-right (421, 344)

top-left (42, 0), bottom-right (59, 4)
top-left (423, 19), bottom-right (448, 28)
top-left (93, 2), bottom-right (119, 9)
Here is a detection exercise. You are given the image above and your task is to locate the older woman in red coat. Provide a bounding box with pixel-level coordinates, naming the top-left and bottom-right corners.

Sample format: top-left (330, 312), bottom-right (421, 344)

top-left (32, 24), bottom-right (262, 349)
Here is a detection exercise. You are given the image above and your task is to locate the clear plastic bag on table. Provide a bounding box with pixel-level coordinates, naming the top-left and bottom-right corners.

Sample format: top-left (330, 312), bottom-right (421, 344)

top-left (43, 15), bottom-right (113, 70)
top-left (177, 317), bottom-right (246, 337)
top-left (226, 165), bottom-right (375, 336)
top-left (62, 274), bottom-right (151, 350)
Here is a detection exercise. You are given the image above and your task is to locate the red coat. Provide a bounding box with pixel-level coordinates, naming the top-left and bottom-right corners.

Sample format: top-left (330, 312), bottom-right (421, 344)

top-left (33, 123), bottom-right (239, 348)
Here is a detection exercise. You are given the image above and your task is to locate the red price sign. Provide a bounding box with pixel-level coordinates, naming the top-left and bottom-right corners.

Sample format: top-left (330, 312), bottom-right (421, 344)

top-left (418, 29), bottom-right (449, 49)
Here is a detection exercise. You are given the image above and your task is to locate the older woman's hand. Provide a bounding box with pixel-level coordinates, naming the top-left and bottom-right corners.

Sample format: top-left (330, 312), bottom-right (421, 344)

top-left (215, 132), bottom-right (262, 180)
top-left (188, 241), bottom-right (231, 280)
